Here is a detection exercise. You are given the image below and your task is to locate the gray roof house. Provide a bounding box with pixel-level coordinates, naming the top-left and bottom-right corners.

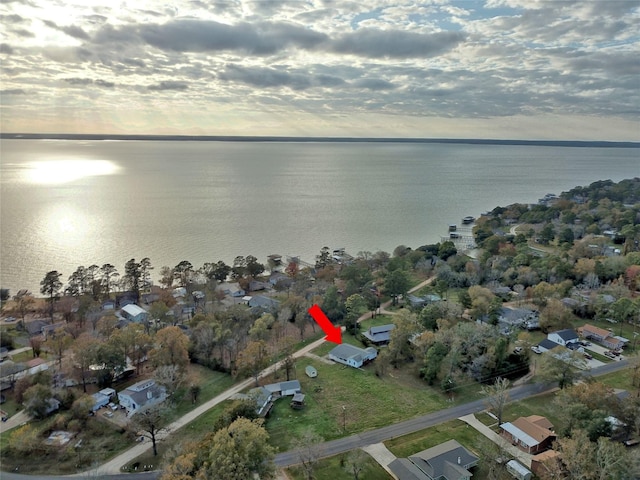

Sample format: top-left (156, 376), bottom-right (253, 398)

top-left (264, 380), bottom-right (301, 397)
top-left (362, 324), bottom-right (395, 346)
top-left (547, 329), bottom-right (578, 347)
top-left (388, 439), bottom-right (479, 480)
top-left (248, 295), bottom-right (280, 311)
top-left (120, 304), bottom-right (148, 324)
top-left (328, 344), bottom-right (377, 368)
top-left (249, 387), bottom-right (273, 417)
top-left (117, 379), bottom-right (167, 416)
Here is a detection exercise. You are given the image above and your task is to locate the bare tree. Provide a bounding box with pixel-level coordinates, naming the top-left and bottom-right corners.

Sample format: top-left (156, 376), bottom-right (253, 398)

top-left (481, 377), bottom-right (510, 425)
top-left (344, 449), bottom-right (368, 480)
top-left (129, 405), bottom-right (170, 457)
top-left (294, 430), bottom-right (324, 480)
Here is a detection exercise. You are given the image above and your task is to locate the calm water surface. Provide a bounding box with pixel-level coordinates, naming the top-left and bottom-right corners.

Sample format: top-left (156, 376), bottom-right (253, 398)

top-left (1, 140), bottom-right (638, 294)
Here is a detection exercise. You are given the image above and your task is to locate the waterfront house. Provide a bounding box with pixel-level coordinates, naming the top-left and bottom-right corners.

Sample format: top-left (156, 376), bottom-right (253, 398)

top-left (388, 439), bottom-right (479, 480)
top-left (328, 344), bottom-right (377, 368)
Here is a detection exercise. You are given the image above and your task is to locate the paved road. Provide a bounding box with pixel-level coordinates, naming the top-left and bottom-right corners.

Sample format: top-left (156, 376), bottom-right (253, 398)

top-left (1, 360), bottom-right (629, 479)
top-left (274, 381), bottom-right (550, 467)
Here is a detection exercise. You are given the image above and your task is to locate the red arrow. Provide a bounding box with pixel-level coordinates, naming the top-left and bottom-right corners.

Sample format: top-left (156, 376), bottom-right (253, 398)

top-left (308, 304), bottom-right (342, 344)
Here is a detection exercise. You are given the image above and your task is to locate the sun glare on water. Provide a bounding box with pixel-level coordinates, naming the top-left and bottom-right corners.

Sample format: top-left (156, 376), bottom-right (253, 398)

top-left (26, 159), bottom-right (120, 184)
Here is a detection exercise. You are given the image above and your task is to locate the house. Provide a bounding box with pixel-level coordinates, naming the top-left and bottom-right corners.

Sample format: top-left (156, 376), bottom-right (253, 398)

top-left (248, 295), bottom-right (280, 311)
top-left (223, 284), bottom-right (246, 297)
top-left (269, 272), bottom-right (292, 288)
top-left (117, 379), bottom-right (167, 416)
top-left (499, 307), bottom-right (537, 328)
top-left (249, 387), bottom-right (273, 417)
top-left (500, 415), bottom-right (556, 454)
top-left (249, 280), bottom-right (270, 292)
top-left (120, 304), bottom-right (148, 324)
top-left (362, 324), bottom-right (395, 346)
top-left (91, 392), bottom-right (110, 411)
top-left (578, 324), bottom-right (626, 350)
top-left (388, 439), bottom-right (479, 480)
top-left (547, 329), bottom-right (578, 347)
top-left (536, 339), bottom-right (561, 353)
top-left (328, 344), bottom-right (377, 368)
top-left (264, 380), bottom-right (301, 398)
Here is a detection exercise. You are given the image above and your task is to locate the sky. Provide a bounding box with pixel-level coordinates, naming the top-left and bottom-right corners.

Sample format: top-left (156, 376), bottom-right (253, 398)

top-left (1, 0), bottom-right (639, 140)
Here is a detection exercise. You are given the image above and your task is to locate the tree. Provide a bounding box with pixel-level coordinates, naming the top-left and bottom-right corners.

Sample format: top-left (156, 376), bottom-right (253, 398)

top-left (387, 310), bottom-right (419, 366)
top-left (72, 333), bottom-right (99, 392)
top-left (538, 351), bottom-right (585, 390)
top-left (9, 424), bottom-right (41, 456)
top-left (481, 377), bottom-right (510, 425)
top-left (152, 326), bottom-right (190, 371)
top-left (384, 269), bottom-right (410, 306)
top-left (245, 255), bottom-right (265, 278)
top-left (344, 294), bottom-right (366, 334)
top-left (99, 263), bottom-right (119, 298)
top-left (154, 364), bottom-right (186, 398)
top-left (129, 404), bottom-right (170, 456)
top-left (48, 328), bottom-right (72, 369)
top-left (23, 383), bottom-right (53, 419)
top-left (236, 340), bottom-right (269, 385)
top-left (189, 384), bottom-right (201, 404)
top-left (13, 290), bottom-right (34, 322)
top-left (206, 418), bottom-right (275, 479)
top-left (40, 270), bottom-right (63, 321)
top-left (173, 260), bottom-right (194, 287)
top-left (123, 258), bottom-right (142, 302)
top-left (294, 430), bottom-right (324, 480)
top-left (344, 449), bottom-right (368, 480)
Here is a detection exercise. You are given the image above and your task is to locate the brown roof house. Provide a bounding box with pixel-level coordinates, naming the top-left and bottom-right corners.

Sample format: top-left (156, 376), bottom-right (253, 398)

top-left (500, 415), bottom-right (556, 455)
top-left (578, 324), bottom-right (626, 350)
top-left (388, 439), bottom-right (479, 480)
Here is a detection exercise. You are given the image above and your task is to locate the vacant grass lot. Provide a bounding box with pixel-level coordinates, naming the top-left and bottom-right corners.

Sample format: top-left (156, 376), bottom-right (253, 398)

top-left (265, 357), bottom-right (452, 452)
top-left (286, 452), bottom-right (391, 480)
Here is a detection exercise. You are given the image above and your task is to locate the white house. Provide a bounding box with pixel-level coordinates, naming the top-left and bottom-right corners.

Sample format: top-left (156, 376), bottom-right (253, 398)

top-left (120, 304), bottom-right (148, 324)
top-left (547, 329), bottom-right (578, 347)
top-left (264, 380), bottom-right (301, 397)
top-left (117, 379), bottom-right (166, 416)
top-left (329, 344), bottom-right (377, 368)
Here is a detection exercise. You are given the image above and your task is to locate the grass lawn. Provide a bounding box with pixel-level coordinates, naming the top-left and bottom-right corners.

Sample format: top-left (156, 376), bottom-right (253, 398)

top-left (0, 414), bottom-right (132, 475)
top-left (168, 364), bottom-right (235, 420)
top-left (265, 357), bottom-right (450, 452)
top-left (502, 391), bottom-right (562, 427)
top-left (286, 452), bottom-right (391, 480)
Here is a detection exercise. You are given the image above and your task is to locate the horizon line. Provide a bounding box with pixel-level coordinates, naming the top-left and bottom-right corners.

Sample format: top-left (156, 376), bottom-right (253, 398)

top-left (1, 133), bottom-right (639, 148)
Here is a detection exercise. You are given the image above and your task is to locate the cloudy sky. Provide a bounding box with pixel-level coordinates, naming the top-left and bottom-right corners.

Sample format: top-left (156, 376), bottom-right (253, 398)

top-left (1, 0), bottom-right (639, 140)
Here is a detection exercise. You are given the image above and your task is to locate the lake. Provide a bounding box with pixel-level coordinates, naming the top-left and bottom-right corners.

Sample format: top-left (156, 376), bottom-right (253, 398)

top-left (1, 139), bottom-right (638, 294)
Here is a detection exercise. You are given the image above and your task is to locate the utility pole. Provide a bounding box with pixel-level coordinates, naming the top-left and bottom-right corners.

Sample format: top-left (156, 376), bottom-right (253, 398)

top-left (342, 405), bottom-right (346, 433)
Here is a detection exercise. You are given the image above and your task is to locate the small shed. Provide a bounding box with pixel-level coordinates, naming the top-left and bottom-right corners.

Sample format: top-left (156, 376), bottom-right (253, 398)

top-left (305, 365), bottom-right (318, 378)
top-left (290, 393), bottom-right (305, 410)
top-left (506, 460), bottom-right (532, 480)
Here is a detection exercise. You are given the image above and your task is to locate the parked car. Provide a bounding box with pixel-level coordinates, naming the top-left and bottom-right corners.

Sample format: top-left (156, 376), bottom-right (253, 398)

top-left (584, 353), bottom-right (593, 360)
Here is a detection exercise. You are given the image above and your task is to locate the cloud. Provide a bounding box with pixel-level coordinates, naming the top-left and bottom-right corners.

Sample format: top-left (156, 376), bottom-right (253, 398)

top-left (330, 29), bottom-right (465, 58)
top-left (148, 80), bottom-right (189, 91)
top-left (1, 88), bottom-right (26, 95)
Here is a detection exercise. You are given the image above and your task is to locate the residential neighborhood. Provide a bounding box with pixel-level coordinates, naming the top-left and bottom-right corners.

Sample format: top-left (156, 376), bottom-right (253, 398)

top-left (0, 178), bottom-right (639, 479)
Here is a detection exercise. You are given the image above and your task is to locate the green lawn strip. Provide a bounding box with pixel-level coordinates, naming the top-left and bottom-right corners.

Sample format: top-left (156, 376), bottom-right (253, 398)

top-left (286, 452), bottom-right (391, 480)
top-left (10, 350), bottom-right (40, 363)
top-left (501, 391), bottom-right (561, 428)
top-left (359, 314), bottom-right (396, 330)
top-left (166, 364), bottom-right (235, 420)
top-left (384, 419), bottom-right (494, 478)
top-left (265, 358), bottom-right (448, 452)
top-left (594, 368), bottom-right (638, 392)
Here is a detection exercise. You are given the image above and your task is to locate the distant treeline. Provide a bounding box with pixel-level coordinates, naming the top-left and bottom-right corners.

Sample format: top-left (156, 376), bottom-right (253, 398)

top-left (1, 133), bottom-right (639, 148)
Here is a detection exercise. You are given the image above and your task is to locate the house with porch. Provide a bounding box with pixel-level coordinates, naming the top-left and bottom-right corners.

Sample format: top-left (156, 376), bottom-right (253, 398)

top-left (328, 344), bottom-right (377, 368)
top-left (388, 439), bottom-right (479, 480)
top-left (500, 415), bottom-right (556, 455)
top-left (547, 329), bottom-right (579, 347)
top-left (362, 324), bottom-right (395, 346)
